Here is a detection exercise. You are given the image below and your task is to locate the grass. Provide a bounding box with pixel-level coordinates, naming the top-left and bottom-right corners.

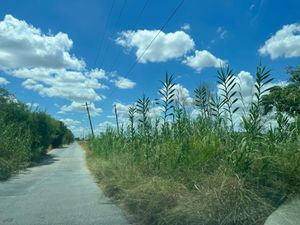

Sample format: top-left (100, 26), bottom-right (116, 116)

top-left (83, 66), bottom-right (300, 225)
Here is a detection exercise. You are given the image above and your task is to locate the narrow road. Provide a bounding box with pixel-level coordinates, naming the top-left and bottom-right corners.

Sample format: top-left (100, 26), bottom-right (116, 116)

top-left (264, 197), bottom-right (300, 225)
top-left (0, 142), bottom-right (130, 225)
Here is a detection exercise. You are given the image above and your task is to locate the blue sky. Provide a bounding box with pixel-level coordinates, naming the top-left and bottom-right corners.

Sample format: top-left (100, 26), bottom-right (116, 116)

top-left (0, 0), bottom-right (300, 137)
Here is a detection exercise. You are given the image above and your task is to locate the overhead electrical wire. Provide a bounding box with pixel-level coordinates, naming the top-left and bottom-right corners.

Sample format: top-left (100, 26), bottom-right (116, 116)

top-left (99, 0), bottom-right (186, 111)
top-left (124, 0), bottom-right (185, 77)
top-left (98, 0), bottom-right (128, 68)
top-left (93, 0), bottom-right (116, 68)
top-left (108, 0), bottom-right (151, 72)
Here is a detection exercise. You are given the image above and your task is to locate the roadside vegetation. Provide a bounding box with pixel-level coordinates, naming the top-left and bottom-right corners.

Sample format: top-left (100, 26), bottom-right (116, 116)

top-left (86, 64), bottom-right (300, 225)
top-left (0, 88), bottom-right (74, 180)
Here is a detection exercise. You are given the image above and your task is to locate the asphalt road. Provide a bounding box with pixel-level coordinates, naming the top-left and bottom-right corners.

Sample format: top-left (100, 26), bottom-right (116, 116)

top-left (264, 197), bottom-right (300, 225)
top-left (0, 142), bottom-right (130, 225)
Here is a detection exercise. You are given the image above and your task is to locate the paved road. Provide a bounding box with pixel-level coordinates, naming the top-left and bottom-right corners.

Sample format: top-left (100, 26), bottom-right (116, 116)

top-left (0, 142), bottom-right (130, 225)
top-left (264, 197), bottom-right (300, 225)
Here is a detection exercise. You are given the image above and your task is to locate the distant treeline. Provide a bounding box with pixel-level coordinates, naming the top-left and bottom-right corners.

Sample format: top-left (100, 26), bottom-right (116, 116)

top-left (0, 88), bottom-right (74, 180)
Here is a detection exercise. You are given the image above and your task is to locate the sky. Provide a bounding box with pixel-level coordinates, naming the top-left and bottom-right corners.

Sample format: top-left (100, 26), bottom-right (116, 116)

top-left (0, 0), bottom-right (300, 137)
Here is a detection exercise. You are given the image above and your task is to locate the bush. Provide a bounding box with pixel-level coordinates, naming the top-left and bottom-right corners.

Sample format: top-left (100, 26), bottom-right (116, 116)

top-left (0, 88), bottom-right (74, 180)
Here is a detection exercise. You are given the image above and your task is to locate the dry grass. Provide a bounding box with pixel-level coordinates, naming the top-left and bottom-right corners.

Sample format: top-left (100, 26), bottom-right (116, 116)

top-left (80, 142), bottom-right (275, 225)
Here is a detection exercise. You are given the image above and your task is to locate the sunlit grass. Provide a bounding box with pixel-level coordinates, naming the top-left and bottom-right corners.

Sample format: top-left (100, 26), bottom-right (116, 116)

top-left (86, 65), bottom-right (300, 225)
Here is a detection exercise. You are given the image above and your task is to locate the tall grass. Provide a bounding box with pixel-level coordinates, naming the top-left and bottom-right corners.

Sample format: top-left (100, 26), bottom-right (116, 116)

top-left (87, 65), bottom-right (300, 225)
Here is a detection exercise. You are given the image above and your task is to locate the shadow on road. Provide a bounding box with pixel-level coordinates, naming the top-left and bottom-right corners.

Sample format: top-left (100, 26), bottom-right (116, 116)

top-left (29, 154), bottom-right (59, 168)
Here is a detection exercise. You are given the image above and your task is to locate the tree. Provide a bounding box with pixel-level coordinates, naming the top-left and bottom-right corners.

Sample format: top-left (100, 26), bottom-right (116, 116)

top-left (262, 66), bottom-right (300, 117)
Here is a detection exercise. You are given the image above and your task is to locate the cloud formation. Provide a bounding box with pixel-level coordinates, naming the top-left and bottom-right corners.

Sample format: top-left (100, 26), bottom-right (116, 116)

top-left (0, 15), bottom-right (112, 115)
top-left (0, 15), bottom-right (84, 70)
top-left (181, 23), bottom-right (191, 31)
top-left (0, 76), bottom-right (9, 85)
top-left (59, 101), bottom-right (102, 117)
top-left (112, 76), bottom-right (136, 89)
top-left (16, 68), bottom-right (107, 102)
top-left (259, 23), bottom-right (300, 59)
top-left (116, 29), bottom-right (195, 63)
top-left (216, 27), bottom-right (227, 39)
top-left (183, 50), bottom-right (225, 72)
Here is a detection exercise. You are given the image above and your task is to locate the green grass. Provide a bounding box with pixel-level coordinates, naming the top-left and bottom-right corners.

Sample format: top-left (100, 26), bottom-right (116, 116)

top-left (85, 66), bottom-right (300, 225)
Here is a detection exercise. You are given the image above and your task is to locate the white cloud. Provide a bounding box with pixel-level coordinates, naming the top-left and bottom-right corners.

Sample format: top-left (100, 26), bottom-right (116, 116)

top-left (59, 101), bottom-right (102, 117)
top-left (259, 23), bottom-right (300, 59)
top-left (0, 15), bottom-right (111, 115)
top-left (0, 76), bottom-right (9, 85)
top-left (116, 29), bottom-right (195, 63)
top-left (0, 15), bottom-right (84, 70)
top-left (112, 101), bottom-right (163, 127)
top-left (15, 67), bottom-right (107, 103)
top-left (216, 27), bottom-right (227, 39)
top-left (217, 70), bottom-right (287, 130)
top-left (89, 68), bottom-right (107, 79)
top-left (59, 118), bottom-right (81, 127)
top-left (181, 23), bottom-right (191, 31)
top-left (173, 84), bottom-right (193, 107)
top-left (26, 102), bottom-right (39, 109)
top-left (113, 102), bottom-right (131, 125)
top-left (113, 76), bottom-right (136, 89)
top-left (183, 50), bottom-right (225, 72)
top-left (96, 121), bottom-right (116, 133)
top-left (69, 126), bottom-right (87, 138)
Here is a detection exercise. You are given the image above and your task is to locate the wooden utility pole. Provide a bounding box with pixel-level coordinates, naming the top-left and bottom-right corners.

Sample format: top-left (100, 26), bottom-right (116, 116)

top-left (114, 104), bottom-right (120, 135)
top-left (85, 102), bottom-right (95, 138)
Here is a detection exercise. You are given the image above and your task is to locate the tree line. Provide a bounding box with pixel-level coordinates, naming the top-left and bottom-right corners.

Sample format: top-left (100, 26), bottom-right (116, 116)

top-left (0, 88), bottom-right (74, 180)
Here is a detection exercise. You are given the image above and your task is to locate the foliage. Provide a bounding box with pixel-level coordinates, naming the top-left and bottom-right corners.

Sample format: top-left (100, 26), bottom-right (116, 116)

top-left (262, 65), bottom-right (300, 116)
top-left (156, 73), bottom-right (176, 123)
top-left (242, 64), bottom-right (273, 136)
top-left (0, 88), bottom-right (74, 180)
top-left (217, 66), bottom-right (239, 130)
top-left (87, 65), bottom-right (300, 225)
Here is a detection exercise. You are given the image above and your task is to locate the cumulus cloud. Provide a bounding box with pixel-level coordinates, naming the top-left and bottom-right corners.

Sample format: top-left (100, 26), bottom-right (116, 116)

top-left (96, 121), bottom-right (116, 133)
top-left (173, 84), bottom-right (193, 107)
top-left (259, 23), bottom-right (300, 59)
top-left (17, 68), bottom-right (107, 102)
top-left (0, 76), bottom-right (9, 85)
top-left (0, 15), bottom-right (84, 70)
top-left (217, 70), bottom-right (287, 129)
top-left (60, 118), bottom-right (81, 127)
top-left (112, 76), bottom-right (136, 89)
top-left (181, 23), bottom-right (191, 31)
top-left (0, 15), bottom-right (111, 116)
top-left (59, 101), bottom-right (102, 117)
top-left (116, 29), bottom-right (195, 63)
top-left (183, 50), bottom-right (225, 72)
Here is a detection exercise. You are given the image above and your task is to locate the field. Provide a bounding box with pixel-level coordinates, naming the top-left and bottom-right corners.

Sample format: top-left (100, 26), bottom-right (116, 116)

top-left (86, 65), bottom-right (300, 225)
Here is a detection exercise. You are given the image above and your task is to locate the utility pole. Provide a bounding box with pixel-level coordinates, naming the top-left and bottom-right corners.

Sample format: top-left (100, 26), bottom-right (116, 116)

top-left (85, 102), bottom-right (95, 138)
top-left (114, 104), bottom-right (120, 135)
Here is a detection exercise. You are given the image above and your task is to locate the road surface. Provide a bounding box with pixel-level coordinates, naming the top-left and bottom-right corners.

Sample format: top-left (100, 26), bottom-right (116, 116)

top-left (264, 197), bottom-right (300, 225)
top-left (0, 142), bottom-right (130, 225)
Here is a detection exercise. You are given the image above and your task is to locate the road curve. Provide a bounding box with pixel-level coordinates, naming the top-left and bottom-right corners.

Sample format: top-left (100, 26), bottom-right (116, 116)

top-left (0, 142), bottom-right (130, 225)
top-left (264, 197), bottom-right (300, 225)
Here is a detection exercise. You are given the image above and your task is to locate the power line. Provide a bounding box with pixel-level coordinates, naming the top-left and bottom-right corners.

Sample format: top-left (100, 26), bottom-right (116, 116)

top-left (93, 0), bottom-right (116, 68)
top-left (108, 0), bottom-right (151, 72)
top-left (99, 0), bottom-right (185, 111)
top-left (124, 0), bottom-right (185, 77)
top-left (98, 0), bottom-right (128, 68)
